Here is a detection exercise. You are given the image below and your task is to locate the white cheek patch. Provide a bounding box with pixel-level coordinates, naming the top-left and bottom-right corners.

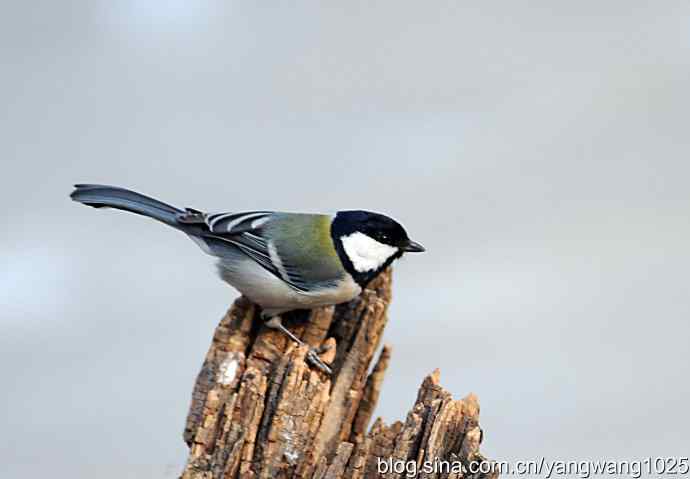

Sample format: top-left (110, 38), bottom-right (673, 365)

top-left (341, 232), bottom-right (398, 273)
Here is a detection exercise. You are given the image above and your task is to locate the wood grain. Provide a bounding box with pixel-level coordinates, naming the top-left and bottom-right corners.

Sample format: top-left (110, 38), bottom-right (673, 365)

top-left (181, 269), bottom-right (497, 479)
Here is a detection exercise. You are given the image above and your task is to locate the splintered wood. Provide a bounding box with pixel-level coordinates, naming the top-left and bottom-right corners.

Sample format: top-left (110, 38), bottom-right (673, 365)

top-left (181, 269), bottom-right (497, 479)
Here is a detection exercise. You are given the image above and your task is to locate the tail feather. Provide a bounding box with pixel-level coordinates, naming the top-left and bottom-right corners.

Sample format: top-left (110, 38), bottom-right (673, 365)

top-left (70, 184), bottom-right (184, 227)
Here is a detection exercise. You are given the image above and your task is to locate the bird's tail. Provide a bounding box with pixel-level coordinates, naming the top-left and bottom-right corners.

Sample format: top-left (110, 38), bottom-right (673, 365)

top-left (70, 184), bottom-right (185, 227)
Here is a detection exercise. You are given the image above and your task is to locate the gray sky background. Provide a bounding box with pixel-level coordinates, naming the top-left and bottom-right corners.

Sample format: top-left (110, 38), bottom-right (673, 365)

top-left (2, 1), bottom-right (689, 477)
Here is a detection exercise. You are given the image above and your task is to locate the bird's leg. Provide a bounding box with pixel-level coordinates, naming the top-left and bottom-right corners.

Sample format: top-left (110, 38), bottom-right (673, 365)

top-left (264, 315), bottom-right (332, 375)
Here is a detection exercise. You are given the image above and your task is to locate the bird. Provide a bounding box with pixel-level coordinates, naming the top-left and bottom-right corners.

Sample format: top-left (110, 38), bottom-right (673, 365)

top-left (70, 184), bottom-right (425, 373)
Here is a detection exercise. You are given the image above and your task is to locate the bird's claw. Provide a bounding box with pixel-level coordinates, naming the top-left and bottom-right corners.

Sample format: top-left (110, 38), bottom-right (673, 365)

top-left (306, 348), bottom-right (332, 375)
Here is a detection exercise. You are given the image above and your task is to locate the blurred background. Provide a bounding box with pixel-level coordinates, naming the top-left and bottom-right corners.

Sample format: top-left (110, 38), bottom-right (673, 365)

top-left (2, 1), bottom-right (689, 477)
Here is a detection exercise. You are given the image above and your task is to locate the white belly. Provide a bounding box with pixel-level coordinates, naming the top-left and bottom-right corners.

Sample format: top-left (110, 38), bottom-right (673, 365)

top-left (216, 258), bottom-right (361, 316)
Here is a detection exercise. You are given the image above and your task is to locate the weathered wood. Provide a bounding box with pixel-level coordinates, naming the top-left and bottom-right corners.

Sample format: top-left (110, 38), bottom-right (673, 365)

top-left (181, 269), bottom-right (497, 478)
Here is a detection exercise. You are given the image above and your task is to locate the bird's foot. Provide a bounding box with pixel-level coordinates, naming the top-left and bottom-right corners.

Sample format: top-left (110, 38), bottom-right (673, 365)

top-left (306, 347), bottom-right (333, 375)
top-left (264, 314), bottom-right (333, 375)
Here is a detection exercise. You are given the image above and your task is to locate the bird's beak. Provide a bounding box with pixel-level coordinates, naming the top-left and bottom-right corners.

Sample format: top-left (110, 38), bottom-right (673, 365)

top-left (400, 239), bottom-right (426, 253)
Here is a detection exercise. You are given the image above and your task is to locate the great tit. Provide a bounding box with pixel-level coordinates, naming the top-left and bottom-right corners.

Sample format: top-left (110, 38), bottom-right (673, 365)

top-left (70, 184), bottom-right (425, 373)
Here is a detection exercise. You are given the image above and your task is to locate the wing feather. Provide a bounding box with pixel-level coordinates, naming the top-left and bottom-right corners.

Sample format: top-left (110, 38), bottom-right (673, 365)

top-left (200, 212), bottom-right (310, 292)
top-left (206, 211), bottom-right (272, 234)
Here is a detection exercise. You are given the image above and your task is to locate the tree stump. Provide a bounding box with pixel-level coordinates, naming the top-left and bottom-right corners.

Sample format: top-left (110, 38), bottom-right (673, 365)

top-left (181, 268), bottom-right (496, 478)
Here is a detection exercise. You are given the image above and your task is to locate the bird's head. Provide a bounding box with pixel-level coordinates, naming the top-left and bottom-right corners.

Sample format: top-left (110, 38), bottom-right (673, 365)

top-left (331, 210), bottom-right (425, 284)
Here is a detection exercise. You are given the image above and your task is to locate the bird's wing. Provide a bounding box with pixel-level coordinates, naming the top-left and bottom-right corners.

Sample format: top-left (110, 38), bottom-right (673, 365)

top-left (204, 211), bottom-right (273, 235)
top-left (199, 211), bottom-right (312, 292)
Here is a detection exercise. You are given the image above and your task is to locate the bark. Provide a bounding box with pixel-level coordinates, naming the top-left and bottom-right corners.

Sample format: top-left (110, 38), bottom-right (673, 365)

top-left (181, 268), bottom-right (497, 479)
